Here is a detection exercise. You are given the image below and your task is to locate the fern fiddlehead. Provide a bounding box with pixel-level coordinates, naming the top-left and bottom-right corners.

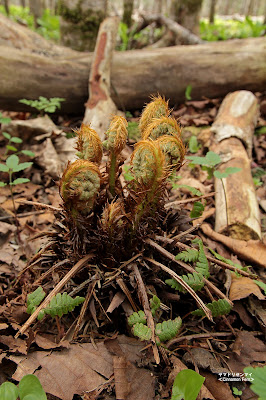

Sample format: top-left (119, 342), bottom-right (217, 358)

top-left (139, 94), bottom-right (170, 135)
top-left (155, 135), bottom-right (186, 171)
top-left (75, 124), bottom-right (103, 164)
top-left (60, 159), bottom-right (101, 219)
top-left (142, 116), bottom-right (182, 141)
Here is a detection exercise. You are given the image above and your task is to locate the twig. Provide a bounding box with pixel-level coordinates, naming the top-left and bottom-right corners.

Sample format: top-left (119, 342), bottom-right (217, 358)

top-left (116, 277), bottom-right (138, 312)
top-left (73, 279), bottom-right (97, 338)
top-left (145, 257), bottom-right (212, 321)
top-left (167, 331), bottom-right (233, 348)
top-left (145, 238), bottom-right (233, 307)
top-left (15, 254), bottom-right (93, 338)
top-left (165, 192), bottom-right (215, 209)
top-left (15, 199), bottom-right (61, 211)
top-left (132, 263), bottom-right (160, 364)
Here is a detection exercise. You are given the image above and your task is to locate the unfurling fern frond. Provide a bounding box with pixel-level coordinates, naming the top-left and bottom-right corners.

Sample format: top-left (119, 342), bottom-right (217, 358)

top-left (150, 295), bottom-right (161, 316)
top-left (26, 287), bottom-right (45, 315)
top-left (128, 310), bottom-right (146, 327)
top-left (195, 241), bottom-right (210, 278)
top-left (139, 94), bottom-right (170, 135)
top-left (37, 292), bottom-right (85, 320)
top-left (142, 116), bottom-right (181, 141)
top-left (133, 323), bottom-right (152, 341)
top-left (166, 272), bottom-right (204, 293)
top-left (74, 124), bottom-right (103, 164)
top-left (192, 299), bottom-right (232, 318)
top-left (155, 317), bottom-right (182, 342)
top-left (176, 248), bottom-right (199, 263)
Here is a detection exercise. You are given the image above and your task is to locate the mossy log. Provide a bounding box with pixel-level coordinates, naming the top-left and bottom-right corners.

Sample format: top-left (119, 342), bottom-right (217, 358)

top-left (0, 32), bottom-right (265, 114)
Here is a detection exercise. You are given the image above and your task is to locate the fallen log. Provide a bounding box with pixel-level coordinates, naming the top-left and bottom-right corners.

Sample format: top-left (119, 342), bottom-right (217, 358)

top-left (0, 38), bottom-right (265, 114)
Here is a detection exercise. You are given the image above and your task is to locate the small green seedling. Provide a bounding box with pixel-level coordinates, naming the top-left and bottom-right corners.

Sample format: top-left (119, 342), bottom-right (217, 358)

top-left (2, 132), bottom-right (35, 157)
top-left (171, 369), bottom-right (205, 400)
top-left (19, 96), bottom-right (65, 114)
top-left (190, 201), bottom-right (205, 218)
top-left (243, 365), bottom-right (266, 400)
top-left (232, 387), bottom-right (242, 396)
top-left (185, 84), bottom-right (192, 101)
top-left (0, 112), bottom-right (11, 125)
top-left (188, 135), bottom-right (201, 153)
top-left (0, 374), bottom-right (47, 400)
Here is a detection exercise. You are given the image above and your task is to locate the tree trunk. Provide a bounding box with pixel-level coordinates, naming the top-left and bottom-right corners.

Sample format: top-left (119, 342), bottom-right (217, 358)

top-left (29, 0), bottom-right (43, 28)
top-left (0, 20), bottom-right (265, 114)
top-left (170, 0), bottom-right (203, 35)
top-left (209, 0), bottom-right (216, 24)
top-left (122, 0), bottom-right (134, 28)
top-left (57, 0), bottom-right (108, 52)
top-left (3, 0), bottom-right (10, 15)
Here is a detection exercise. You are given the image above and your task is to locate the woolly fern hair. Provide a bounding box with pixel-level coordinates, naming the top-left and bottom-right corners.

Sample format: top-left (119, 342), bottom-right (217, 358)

top-left (142, 116), bottom-right (182, 140)
top-left (139, 94), bottom-right (170, 135)
top-left (75, 124), bottom-right (103, 164)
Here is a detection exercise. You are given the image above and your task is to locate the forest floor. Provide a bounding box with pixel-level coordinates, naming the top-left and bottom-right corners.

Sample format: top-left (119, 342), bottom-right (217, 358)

top-left (0, 92), bottom-right (265, 400)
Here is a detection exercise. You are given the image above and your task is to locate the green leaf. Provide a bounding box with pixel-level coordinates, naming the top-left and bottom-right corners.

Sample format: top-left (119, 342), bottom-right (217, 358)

top-left (11, 178), bottom-right (30, 185)
top-left (232, 387), bottom-right (242, 396)
top-left (208, 248), bottom-right (247, 272)
top-left (128, 310), bottom-right (146, 327)
top-left (192, 299), bottom-right (232, 318)
top-left (155, 317), bottom-right (182, 342)
top-left (6, 145), bottom-right (18, 152)
top-left (0, 381), bottom-right (19, 400)
top-left (12, 162), bottom-right (33, 173)
top-left (0, 115), bottom-right (11, 124)
top-left (21, 150), bottom-right (35, 157)
top-left (27, 287), bottom-right (46, 315)
top-left (166, 273), bottom-right (204, 293)
top-left (254, 280), bottom-right (266, 295)
top-left (214, 167), bottom-right (241, 179)
top-left (176, 248), bottom-right (199, 263)
top-left (186, 151), bottom-right (221, 167)
top-left (190, 201), bottom-right (204, 218)
top-left (39, 293), bottom-right (85, 319)
top-left (195, 240), bottom-right (209, 278)
top-left (19, 374), bottom-right (47, 400)
top-left (0, 164), bottom-right (9, 173)
top-left (6, 154), bottom-right (19, 169)
top-left (2, 132), bottom-right (11, 140)
top-left (10, 137), bottom-right (23, 144)
top-left (172, 184), bottom-right (202, 197)
top-left (185, 85), bottom-right (192, 101)
top-left (0, 182), bottom-right (7, 187)
top-left (171, 369), bottom-right (205, 400)
top-left (243, 366), bottom-right (266, 400)
top-left (133, 322), bottom-right (152, 341)
top-left (150, 295), bottom-right (160, 316)
top-left (188, 136), bottom-right (200, 153)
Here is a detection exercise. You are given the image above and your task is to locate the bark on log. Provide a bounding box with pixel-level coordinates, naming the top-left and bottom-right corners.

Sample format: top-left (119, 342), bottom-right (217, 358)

top-left (0, 37), bottom-right (265, 114)
top-left (211, 91), bottom-right (261, 240)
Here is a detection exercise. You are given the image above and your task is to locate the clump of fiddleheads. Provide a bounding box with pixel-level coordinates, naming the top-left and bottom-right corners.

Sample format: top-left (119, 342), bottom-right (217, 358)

top-left (155, 135), bottom-right (186, 171)
top-left (142, 116), bottom-right (182, 140)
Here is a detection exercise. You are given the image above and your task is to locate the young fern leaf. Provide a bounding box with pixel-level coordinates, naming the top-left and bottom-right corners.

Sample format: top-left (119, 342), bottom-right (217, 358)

top-left (176, 248), bottom-right (199, 263)
top-left (150, 295), bottom-right (161, 316)
top-left (139, 94), bottom-right (170, 136)
top-left (142, 116), bottom-right (181, 141)
top-left (26, 287), bottom-right (46, 314)
top-left (155, 135), bottom-right (185, 172)
top-left (209, 248), bottom-right (249, 272)
top-left (128, 310), bottom-right (146, 327)
top-left (166, 272), bottom-right (204, 293)
top-left (155, 317), bottom-right (182, 342)
top-left (133, 322), bottom-right (152, 341)
top-left (74, 124), bottom-right (103, 164)
top-left (37, 293), bottom-right (85, 320)
top-left (192, 299), bottom-right (232, 318)
top-left (195, 241), bottom-right (210, 278)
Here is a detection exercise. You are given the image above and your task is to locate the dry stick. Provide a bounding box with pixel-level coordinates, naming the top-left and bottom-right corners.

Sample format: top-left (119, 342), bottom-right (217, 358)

top-left (145, 257), bottom-right (212, 321)
top-left (145, 238), bottom-right (233, 307)
top-left (132, 263), bottom-right (160, 364)
top-left (167, 331), bottom-right (233, 348)
top-left (155, 235), bottom-right (254, 278)
top-left (15, 199), bottom-right (62, 211)
top-left (15, 254), bottom-right (93, 338)
top-left (73, 279), bottom-right (97, 338)
top-left (165, 192), bottom-right (216, 209)
top-left (116, 277), bottom-right (138, 312)
top-left (33, 259), bottom-right (70, 286)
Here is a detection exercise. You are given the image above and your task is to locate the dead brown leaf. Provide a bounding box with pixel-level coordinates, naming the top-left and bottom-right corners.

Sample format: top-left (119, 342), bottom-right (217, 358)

top-left (200, 370), bottom-right (235, 400)
top-left (0, 336), bottom-right (27, 354)
top-left (229, 274), bottom-right (265, 301)
top-left (183, 348), bottom-right (228, 374)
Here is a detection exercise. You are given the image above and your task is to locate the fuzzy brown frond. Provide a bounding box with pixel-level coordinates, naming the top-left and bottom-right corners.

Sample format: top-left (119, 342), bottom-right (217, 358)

top-left (142, 116), bottom-right (181, 141)
top-left (60, 160), bottom-right (102, 218)
top-left (156, 135), bottom-right (186, 171)
top-left (139, 95), bottom-right (170, 136)
top-left (74, 124), bottom-right (103, 164)
top-left (103, 115), bottom-right (128, 155)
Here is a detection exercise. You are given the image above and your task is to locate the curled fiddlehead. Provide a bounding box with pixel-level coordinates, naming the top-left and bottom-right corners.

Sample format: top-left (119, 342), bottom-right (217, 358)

top-left (155, 135), bottom-right (186, 171)
top-left (60, 159), bottom-right (101, 219)
top-left (75, 124), bottom-right (103, 164)
top-left (142, 116), bottom-right (181, 141)
top-left (103, 116), bottom-right (128, 196)
top-left (139, 95), bottom-right (170, 136)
